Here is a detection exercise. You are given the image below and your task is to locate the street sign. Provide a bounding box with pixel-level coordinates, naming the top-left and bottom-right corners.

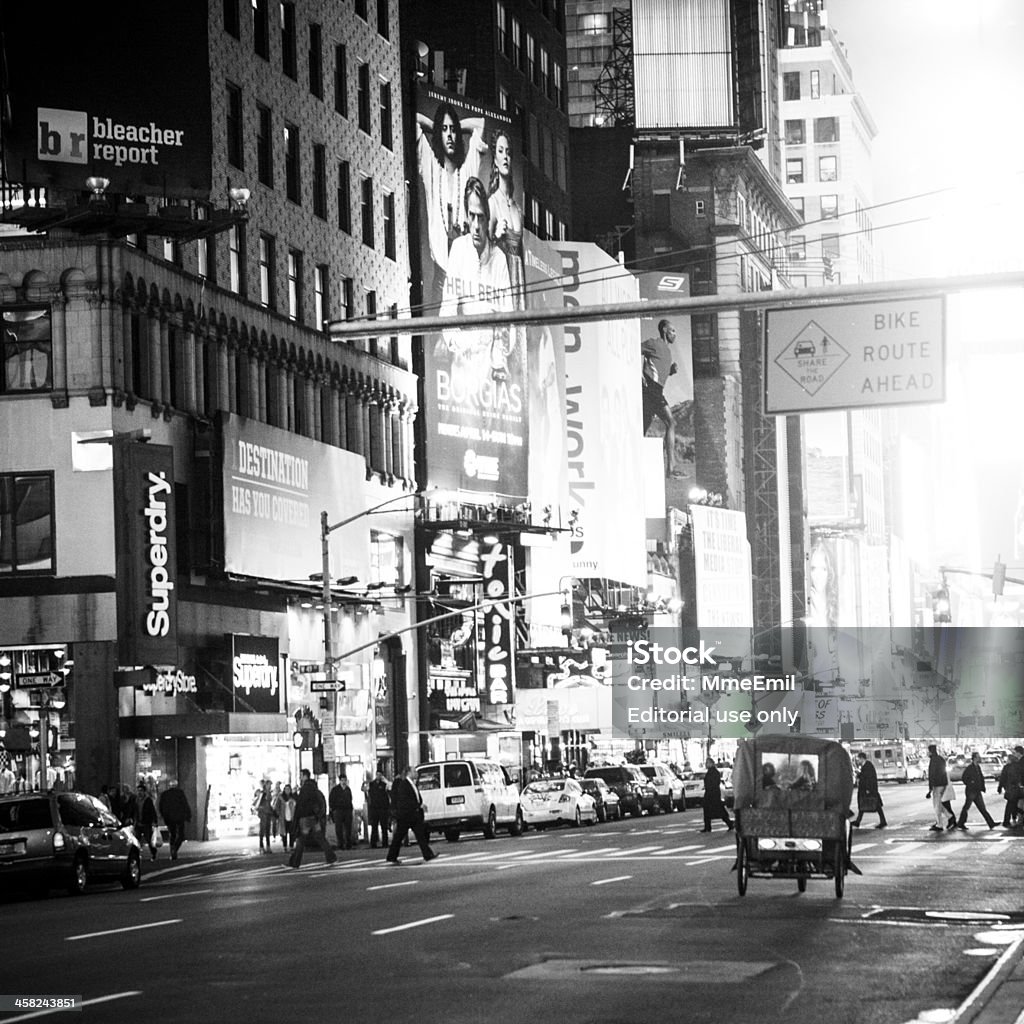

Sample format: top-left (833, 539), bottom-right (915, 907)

top-left (765, 297), bottom-right (945, 413)
top-left (310, 680), bottom-right (346, 692)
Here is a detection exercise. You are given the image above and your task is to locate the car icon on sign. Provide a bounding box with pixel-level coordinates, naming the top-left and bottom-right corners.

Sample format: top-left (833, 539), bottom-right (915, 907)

top-left (793, 340), bottom-right (816, 357)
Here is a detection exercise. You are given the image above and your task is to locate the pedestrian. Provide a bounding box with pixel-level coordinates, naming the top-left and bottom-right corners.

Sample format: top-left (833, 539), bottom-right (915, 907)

top-left (957, 752), bottom-right (997, 831)
top-left (157, 779), bottom-right (192, 860)
top-left (289, 769), bottom-right (336, 869)
top-left (270, 782), bottom-right (283, 846)
top-left (280, 783), bottom-right (297, 850)
top-left (118, 783), bottom-right (137, 827)
top-left (700, 758), bottom-right (733, 833)
top-left (852, 752), bottom-right (887, 828)
top-left (997, 747), bottom-right (1024, 828)
top-left (252, 779), bottom-right (276, 854)
top-left (137, 782), bottom-right (160, 860)
top-left (926, 744), bottom-right (956, 832)
top-left (366, 770), bottom-right (392, 849)
top-left (98, 784), bottom-right (112, 810)
top-left (328, 775), bottom-right (354, 850)
top-left (385, 766), bottom-right (437, 865)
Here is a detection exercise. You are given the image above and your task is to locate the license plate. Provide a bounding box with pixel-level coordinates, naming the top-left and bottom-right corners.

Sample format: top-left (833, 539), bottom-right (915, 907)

top-left (446, 795), bottom-right (465, 805)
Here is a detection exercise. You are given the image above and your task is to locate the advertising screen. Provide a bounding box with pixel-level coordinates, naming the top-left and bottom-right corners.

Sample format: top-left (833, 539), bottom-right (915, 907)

top-left (220, 414), bottom-right (371, 584)
top-left (415, 84), bottom-right (529, 496)
top-left (2, 1), bottom-right (213, 197)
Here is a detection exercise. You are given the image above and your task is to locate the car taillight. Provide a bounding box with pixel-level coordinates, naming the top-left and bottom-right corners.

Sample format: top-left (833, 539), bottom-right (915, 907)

top-left (558, 794), bottom-right (572, 803)
top-left (52, 831), bottom-right (67, 852)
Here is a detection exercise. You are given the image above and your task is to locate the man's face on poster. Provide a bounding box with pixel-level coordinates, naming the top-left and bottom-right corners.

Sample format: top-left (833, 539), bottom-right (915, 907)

top-left (467, 191), bottom-right (487, 255)
top-left (441, 114), bottom-right (458, 160)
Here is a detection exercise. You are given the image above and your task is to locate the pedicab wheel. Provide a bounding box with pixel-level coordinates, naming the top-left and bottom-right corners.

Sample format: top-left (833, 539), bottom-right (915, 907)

top-left (833, 844), bottom-right (845, 898)
top-left (736, 837), bottom-right (748, 896)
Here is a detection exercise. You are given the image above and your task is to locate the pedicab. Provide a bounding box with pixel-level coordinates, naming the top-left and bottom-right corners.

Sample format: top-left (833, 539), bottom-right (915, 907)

top-left (732, 734), bottom-right (860, 897)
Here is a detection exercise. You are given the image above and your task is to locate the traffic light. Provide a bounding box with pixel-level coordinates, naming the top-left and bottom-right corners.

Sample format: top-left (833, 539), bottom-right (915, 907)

top-left (993, 560), bottom-right (1006, 597)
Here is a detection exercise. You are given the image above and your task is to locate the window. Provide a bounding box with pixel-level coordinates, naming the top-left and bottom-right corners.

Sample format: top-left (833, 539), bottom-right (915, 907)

top-left (256, 105), bottom-right (274, 187)
top-left (790, 196), bottom-right (804, 219)
top-left (370, 529), bottom-right (404, 587)
top-left (162, 237), bottom-right (181, 266)
top-left (376, 0), bottom-right (389, 39)
top-left (552, 59), bottom-right (563, 109)
top-left (810, 70), bottom-right (820, 99)
top-left (819, 155), bottom-right (838, 182)
top-left (526, 33), bottom-right (535, 83)
top-left (196, 208), bottom-right (215, 282)
top-left (820, 194), bottom-right (838, 219)
top-left (788, 234), bottom-right (806, 262)
top-left (695, 199), bottom-right (706, 218)
top-left (280, 3), bottom-right (296, 78)
top-left (0, 472), bottom-right (54, 574)
top-left (379, 80), bottom-right (393, 149)
top-left (355, 0), bottom-right (367, 19)
top-left (2, 307), bottom-right (52, 393)
top-left (691, 314), bottom-right (718, 378)
top-left (259, 233), bottom-right (275, 308)
top-left (822, 233), bottom-right (840, 258)
top-left (783, 72), bottom-right (800, 101)
top-left (497, 1), bottom-right (508, 56)
top-left (338, 161), bottom-right (351, 233)
top-left (785, 158), bottom-right (804, 184)
top-left (579, 12), bottom-right (609, 33)
top-left (383, 190), bottom-right (396, 259)
top-left (340, 277), bottom-right (354, 321)
top-left (498, 85), bottom-right (509, 111)
top-left (814, 116), bottom-right (839, 143)
top-left (361, 176), bottom-right (374, 246)
top-left (284, 122), bottom-right (300, 202)
top-left (226, 83), bottom-right (244, 169)
top-left (309, 24), bottom-right (323, 97)
top-left (252, 0), bottom-right (269, 58)
top-left (334, 45), bottom-right (348, 116)
top-left (224, 0), bottom-right (240, 37)
top-left (510, 17), bottom-right (521, 67)
top-left (314, 264), bottom-right (329, 328)
top-left (784, 119), bottom-right (805, 145)
top-left (287, 249), bottom-right (302, 321)
top-left (540, 46), bottom-right (550, 95)
top-left (736, 191), bottom-right (748, 229)
top-left (312, 144), bottom-right (327, 218)
top-left (228, 223), bottom-right (246, 295)
top-left (357, 63), bottom-right (371, 133)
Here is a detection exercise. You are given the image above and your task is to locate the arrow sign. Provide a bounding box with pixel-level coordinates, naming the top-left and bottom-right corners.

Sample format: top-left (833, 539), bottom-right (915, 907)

top-left (310, 680), bottom-right (346, 692)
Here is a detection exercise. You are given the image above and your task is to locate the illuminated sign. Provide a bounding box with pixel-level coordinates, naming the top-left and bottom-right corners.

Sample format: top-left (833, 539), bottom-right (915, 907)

top-left (226, 635), bottom-right (282, 715)
top-left (480, 542), bottom-right (515, 704)
top-left (429, 672), bottom-right (481, 714)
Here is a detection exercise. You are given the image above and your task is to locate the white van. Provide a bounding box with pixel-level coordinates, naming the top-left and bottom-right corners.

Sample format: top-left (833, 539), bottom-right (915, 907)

top-left (415, 759), bottom-right (524, 842)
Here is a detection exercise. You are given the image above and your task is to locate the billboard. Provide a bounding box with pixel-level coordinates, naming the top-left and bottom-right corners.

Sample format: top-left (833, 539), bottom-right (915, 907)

top-left (113, 441), bottom-right (179, 668)
top-left (227, 635), bottom-right (282, 715)
top-left (558, 242), bottom-right (647, 586)
top-left (415, 85), bottom-right (528, 496)
top-left (765, 298), bottom-right (946, 414)
top-left (2, 1), bottom-right (213, 197)
top-left (689, 505), bottom-right (754, 628)
top-left (220, 414), bottom-right (371, 583)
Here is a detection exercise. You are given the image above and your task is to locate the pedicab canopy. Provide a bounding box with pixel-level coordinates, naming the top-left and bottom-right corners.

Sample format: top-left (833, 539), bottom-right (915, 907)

top-left (733, 734), bottom-right (853, 814)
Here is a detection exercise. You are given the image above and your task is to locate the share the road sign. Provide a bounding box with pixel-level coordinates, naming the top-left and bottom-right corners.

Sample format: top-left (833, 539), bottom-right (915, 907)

top-left (765, 296), bottom-right (945, 414)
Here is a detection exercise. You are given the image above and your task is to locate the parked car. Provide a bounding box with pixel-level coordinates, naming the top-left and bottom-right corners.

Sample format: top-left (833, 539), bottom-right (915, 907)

top-left (415, 759), bottom-right (524, 842)
top-left (579, 778), bottom-right (621, 822)
top-left (0, 792), bottom-right (142, 897)
top-left (636, 762), bottom-right (686, 812)
top-left (520, 778), bottom-right (597, 830)
top-left (628, 766), bottom-right (660, 815)
top-left (675, 768), bottom-right (705, 807)
top-left (583, 766), bottom-right (648, 818)
top-left (688, 766), bottom-right (735, 808)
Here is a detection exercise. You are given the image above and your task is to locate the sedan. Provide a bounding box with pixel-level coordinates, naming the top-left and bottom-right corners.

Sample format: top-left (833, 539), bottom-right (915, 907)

top-left (521, 779), bottom-right (598, 830)
top-left (0, 791), bottom-right (142, 897)
top-left (579, 778), bottom-right (621, 822)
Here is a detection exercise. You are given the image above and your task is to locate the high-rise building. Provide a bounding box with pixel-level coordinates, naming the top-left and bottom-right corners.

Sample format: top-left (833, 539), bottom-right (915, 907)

top-left (0, 1), bottom-right (419, 823)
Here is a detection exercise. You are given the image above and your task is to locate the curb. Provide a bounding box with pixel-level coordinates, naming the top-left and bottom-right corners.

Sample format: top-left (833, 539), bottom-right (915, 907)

top-left (951, 931), bottom-right (1024, 1024)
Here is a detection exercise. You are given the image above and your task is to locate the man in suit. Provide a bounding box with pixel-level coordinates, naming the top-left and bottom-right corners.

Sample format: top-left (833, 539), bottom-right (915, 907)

top-left (385, 766), bottom-right (437, 865)
top-left (852, 752), bottom-right (887, 828)
top-left (958, 751), bottom-right (996, 830)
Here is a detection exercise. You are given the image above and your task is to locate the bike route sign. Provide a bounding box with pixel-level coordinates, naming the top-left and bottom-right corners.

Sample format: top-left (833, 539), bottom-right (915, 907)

top-left (765, 296), bottom-right (945, 413)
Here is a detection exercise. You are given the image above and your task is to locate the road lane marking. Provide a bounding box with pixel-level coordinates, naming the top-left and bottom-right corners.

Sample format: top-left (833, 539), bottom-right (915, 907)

top-left (140, 889), bottom-right (212, 902)
top-left (372, 914), bottom-right (454, 935)
top-left (367, 880), bottom-right (419, 891)
top-left (66, 920), bottom-right (182, 942)
top-left (561, 847), bottom-right (620, 858)
top-left (145, 857), bottom-right (233, 879)
top-left (3, 991), bottom-right (141, 1023)
top-left (592, 875), bottom-right (632, 886)
top-left (608, 845), bottom-right (664, 857)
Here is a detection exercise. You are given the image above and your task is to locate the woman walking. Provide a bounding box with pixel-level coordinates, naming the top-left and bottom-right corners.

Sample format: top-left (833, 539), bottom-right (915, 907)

top-left (137, 782), bottom-right (160, 861)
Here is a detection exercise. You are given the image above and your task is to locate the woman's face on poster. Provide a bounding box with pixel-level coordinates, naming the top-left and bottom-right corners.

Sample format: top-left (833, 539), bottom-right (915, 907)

top-left (494, 133), bottom-right (512, 177)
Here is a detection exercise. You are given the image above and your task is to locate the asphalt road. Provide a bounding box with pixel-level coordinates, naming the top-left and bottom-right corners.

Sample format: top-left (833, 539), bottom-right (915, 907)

top-left (3, 785), bottom-right (1023, 1024)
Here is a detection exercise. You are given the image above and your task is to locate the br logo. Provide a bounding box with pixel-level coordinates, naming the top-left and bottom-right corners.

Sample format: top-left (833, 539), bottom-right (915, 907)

top-left (37, 107), bottom-right (88, 164)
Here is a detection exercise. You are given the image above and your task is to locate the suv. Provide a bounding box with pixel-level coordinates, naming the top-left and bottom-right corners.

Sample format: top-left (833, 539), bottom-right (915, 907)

top-left (415, 760), bottom-right (524, 842)
top-left (584, 766), bottom-right (649, 818)
top-left (637, 762), bottom-right (686, 812)
top-left (0, 792), bottom-right (142, 897)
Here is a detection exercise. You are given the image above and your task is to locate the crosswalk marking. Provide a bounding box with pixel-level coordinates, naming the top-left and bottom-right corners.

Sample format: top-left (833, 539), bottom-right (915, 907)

top-left (608, 845), bottom-right (664, 857)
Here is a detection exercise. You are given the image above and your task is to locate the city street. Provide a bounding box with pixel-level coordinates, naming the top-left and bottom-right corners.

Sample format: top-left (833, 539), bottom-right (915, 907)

top-left (4, 786), bottom-right (1023, 1024)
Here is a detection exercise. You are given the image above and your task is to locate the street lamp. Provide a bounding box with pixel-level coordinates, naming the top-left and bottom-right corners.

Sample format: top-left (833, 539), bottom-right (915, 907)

top-left (319, 491), bottom-right (422, 784)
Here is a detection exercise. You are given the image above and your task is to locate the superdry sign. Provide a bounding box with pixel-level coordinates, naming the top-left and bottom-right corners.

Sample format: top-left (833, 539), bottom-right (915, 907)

top-left (227, 635), bottom-right (282, 715)
top-left (2, 2), bottom-right (212, 197)
top-left (113, 441), bottom-right (179, 667)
